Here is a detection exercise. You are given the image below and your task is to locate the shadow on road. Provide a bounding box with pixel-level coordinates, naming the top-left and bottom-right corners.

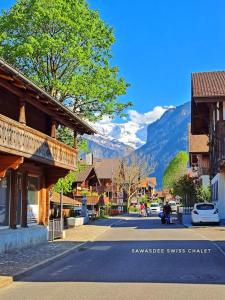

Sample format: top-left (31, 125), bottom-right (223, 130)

top-left (17, 237), bottom-right (225, 285)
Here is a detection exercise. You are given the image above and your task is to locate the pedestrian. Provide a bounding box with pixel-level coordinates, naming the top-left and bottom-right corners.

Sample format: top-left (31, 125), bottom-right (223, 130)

top-left (140, 202), bottom-right (146, 217)
top-left (163, 201), bottom-right (172, 224)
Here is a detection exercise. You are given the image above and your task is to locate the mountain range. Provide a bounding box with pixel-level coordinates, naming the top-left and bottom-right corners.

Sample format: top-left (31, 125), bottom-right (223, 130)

top-left (85, 102), bottom-right (191, 188)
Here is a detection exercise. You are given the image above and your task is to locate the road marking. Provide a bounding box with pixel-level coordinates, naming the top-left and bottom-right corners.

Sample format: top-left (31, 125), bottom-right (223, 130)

top-left (188, 228), bottom-right (225, 258)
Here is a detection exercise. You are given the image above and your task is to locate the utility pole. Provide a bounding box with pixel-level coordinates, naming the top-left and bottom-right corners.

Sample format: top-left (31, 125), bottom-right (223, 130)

top-left (60, 189), bottom-right (63, 234)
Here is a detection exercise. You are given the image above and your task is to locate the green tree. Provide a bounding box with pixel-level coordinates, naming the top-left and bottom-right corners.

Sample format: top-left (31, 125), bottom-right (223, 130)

top-left (172, 175), bottom-right (197, 206)
top-left (54, 163), bottom-right (86, 193)
top-left (0, 0), bottom-right (131, 121)
top-left (163, 151), bottom-right (189, 189)
top-left (196, 186), bottom-right (211, 203)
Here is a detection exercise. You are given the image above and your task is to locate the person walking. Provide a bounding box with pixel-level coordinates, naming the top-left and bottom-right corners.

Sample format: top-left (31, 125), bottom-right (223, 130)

top-left (163, 201), bottom-right (172, 224)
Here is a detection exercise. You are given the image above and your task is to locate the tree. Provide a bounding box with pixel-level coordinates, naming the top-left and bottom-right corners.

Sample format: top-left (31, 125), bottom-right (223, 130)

top-left (163, 151), bottom-right (189, 189)
top-left (0, 0), bottom-right (131, 121)
top-left (54, 162), bottom-right (86, 193)
top-left (196, 186), bottom-right (211, 203)
top-left (113, 156), bottom-right (155, 209)
top-left (172, 175), bottom-right (197, 206)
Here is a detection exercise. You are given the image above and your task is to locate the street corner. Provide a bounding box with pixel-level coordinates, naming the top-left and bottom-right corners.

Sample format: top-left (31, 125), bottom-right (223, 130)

top-left (0, 276), bottom-right (13, 289)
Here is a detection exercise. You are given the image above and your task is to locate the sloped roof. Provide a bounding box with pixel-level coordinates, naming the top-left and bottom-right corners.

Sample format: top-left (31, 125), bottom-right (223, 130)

top-left (0, 58), bottom-right (96, 134)
top-left (192, 71), bottom-right (225, 98)
top-left (51, 192), bottom-right (81, 206)
top-left (76, 165), bottom-right (100, 183)
top-left (188, 124), bottom-right (209, 153)
top-left (93, 158), bottom-right (121, 179)
top-left (139, 177), bottom-right (157, 188)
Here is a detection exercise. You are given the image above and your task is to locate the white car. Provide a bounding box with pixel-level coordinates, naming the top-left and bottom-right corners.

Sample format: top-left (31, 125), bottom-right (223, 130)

top-left (148, 203), bottom-right (161, 214)
top-left (191, 203), bottom-right (220, 225)
top-left (169, 201), bottom-right (177, 213)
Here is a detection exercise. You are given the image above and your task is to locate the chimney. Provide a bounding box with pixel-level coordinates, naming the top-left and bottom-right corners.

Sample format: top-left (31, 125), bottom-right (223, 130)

top-left (86, 153), bottom-right (93, 166)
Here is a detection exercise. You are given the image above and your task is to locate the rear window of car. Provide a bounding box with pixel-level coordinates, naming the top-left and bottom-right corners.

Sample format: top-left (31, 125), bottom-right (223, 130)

top-left (151, 204), bottom-right (159, 207)
top-left (196, 204), bottom-right (214, 210)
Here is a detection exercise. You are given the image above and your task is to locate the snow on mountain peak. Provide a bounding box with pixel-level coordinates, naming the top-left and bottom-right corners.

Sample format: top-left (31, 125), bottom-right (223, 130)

top-left (92, 106), bottom-right (175, 149)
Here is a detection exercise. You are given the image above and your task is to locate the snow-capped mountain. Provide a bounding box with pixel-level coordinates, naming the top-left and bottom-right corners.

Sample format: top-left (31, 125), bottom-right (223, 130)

top-left (89, 106), bottom-right (172, 149)
top-left (84, 134), bottom-right (134, 158)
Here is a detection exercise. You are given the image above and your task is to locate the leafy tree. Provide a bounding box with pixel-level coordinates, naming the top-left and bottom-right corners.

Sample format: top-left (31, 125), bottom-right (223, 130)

top-left (196, 186), bottom-right (211, 203)
top-left (54, 163), bottom-right (86, 193)
top-left (57, 126), bottom-right (88, 153)
top-left (163, 151), bottom-right (189, 189)
top-left (172, 175), bottom-right (197, 206)
top-left (113, 155), bottom-right (154, 209)
top-left (0, 0), bottom-right (131, 121)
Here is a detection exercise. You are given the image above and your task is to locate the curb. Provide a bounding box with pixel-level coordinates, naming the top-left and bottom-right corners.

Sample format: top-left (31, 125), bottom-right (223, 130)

top-left (0, 218), bottom-right (122, 288)
top-left (13, 242), bottom-right (85, 281)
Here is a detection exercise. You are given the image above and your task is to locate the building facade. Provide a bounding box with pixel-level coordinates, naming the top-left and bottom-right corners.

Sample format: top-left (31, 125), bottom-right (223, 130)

top-left (188, 124), bottom-right (209, 187)
top-left (191, 71), bottom-right (225, 218)
top-left (0, 59), bottom-right (95, 252)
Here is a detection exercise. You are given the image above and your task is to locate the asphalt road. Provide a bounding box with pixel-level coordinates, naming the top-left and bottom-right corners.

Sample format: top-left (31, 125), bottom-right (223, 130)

top-left (1, 215), bottom-right (225, 300)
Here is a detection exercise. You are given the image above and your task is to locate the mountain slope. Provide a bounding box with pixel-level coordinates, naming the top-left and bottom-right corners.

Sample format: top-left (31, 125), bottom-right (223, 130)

top-left (84, 134), bottom-right (134, 158)
top-left (134, 102), bottom-right (191, 188)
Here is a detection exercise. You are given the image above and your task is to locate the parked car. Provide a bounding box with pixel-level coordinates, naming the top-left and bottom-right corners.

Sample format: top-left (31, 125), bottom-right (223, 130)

top-left (148, 203), bottom-right (161, 214)
top-left (87, 209), bottom-right (97, 218)
top-left (168, 201), bottom-right (177, 213)
top-left (191, 203), bottom-right (220, 225)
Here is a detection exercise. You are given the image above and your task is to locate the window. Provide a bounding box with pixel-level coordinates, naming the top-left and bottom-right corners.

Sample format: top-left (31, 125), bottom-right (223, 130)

top-left (27, 176), bottom-right (39, 224)
top-left (196, 204), bottom-right (215, 210)
top-left (212, 181), bottom-right (218, 202)
top-left (223, 102), bottom-right (225, 120)
top-left (0, 173), bottom-right (10, 227)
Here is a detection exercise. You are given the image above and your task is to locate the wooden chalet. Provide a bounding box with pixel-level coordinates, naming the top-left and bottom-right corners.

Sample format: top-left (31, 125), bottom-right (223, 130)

top-left (138, 177), bottom-right (157, 198)
top-left (188, 124), bottom-right (209, 186)
top-left (93, 157), bottom-right (121, 203)
top-left (0, 59), bottom-right (96, 251)
top-left (191, 71), bottom-right (225, 217)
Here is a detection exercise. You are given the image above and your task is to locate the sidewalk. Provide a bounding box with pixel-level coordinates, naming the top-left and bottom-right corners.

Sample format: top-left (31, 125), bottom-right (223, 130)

top-left (0, 217), bottom-right (121, 284)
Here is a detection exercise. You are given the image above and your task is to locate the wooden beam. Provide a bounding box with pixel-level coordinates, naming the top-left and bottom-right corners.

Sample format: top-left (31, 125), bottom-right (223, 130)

top-left (21, 171), bottom-right (28, 227)
top-left (10, 170), bottom-right (17, 229)
top-left (51, 119), bottom-right (56, 139)
top-left (73, 131), bottom-right (77, 149)
top-left (0, 73), bottom-right (14, 81)
top-left (19, 99), bottom-right (26, 125)
top-left (0, 155), bottom-right (24, 178)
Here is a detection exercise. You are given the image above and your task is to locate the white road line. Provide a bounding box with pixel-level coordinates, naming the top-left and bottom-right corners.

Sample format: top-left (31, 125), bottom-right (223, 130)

top-left (188, 228), bottom-right (225, 258)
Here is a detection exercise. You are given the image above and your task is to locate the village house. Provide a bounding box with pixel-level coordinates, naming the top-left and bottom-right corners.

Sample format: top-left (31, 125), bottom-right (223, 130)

top-left (93, 157), bottom-right (122, 203)
top-left (0, 59), bottom-right (96, 253)
top-left (191, 71), bottom-right (225, 219)
top-left (188, 124), bottom-right (209, 187)
top-left (72, 161), bottom-right (107, 214)
top-left (137, 177), bottom-right (157, 199)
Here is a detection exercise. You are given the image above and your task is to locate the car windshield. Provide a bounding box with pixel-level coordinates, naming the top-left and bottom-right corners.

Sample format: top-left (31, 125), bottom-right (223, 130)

top-left (151, 204), bottom-right (159, 207)
top-left (196, 204), bottom-right (214, 210)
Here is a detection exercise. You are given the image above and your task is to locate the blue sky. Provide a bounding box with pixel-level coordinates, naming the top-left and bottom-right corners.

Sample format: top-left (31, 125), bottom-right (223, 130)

top-left (2, 0), bottom-right (225, 114)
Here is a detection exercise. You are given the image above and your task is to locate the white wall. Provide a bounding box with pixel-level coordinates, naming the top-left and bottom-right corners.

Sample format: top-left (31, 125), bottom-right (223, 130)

top-left (212, 173), bottom-right (225, 219)
top-left (200, 175), bottom-right (210, 187)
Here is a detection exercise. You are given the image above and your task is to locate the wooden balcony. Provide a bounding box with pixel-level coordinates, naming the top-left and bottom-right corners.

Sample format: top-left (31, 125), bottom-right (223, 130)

top-left (214, 121), bottom-right (225, 169)
top-left (0, 114), bottom-right (77, 170)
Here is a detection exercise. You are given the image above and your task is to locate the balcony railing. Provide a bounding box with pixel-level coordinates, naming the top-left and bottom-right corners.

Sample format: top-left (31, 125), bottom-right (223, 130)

top-left (214, 121), bottom-right (225, 167)
top-left (0, 114), bottom-right (77, 170)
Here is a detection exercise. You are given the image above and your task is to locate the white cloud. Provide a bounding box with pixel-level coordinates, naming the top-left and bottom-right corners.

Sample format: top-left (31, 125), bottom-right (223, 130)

top-left (128, 106), bottom-right (168, 125)
top-left (92, 105), bottom-right (175, 149)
